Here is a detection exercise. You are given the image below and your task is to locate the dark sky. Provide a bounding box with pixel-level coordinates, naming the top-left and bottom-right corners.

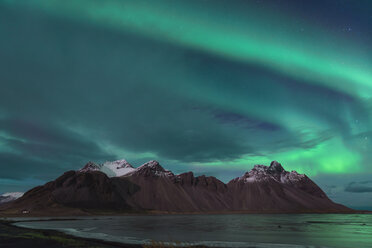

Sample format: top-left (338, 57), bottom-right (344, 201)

top-left (1, 0), bottom-right (372, 209)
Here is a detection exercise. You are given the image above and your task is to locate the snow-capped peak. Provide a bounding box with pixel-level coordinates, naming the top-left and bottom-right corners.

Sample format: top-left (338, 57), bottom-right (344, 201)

top-left (137, 160), bottom-right (164, 171)
top-left (78, 159), bottom-right (135, 177)
top-left (0, 192), bottom-right (24, 204)
top-left (237, 161), bottom-right (306, 184)
top-left (100, 159), bottom-right (135, 177)
top-left (126, 160), bottom-right (175, 178)
top-left (108, 159), bottom-right (133, 168)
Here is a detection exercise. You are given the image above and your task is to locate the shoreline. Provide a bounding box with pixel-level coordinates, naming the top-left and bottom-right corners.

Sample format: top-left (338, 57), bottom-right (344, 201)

top-left (0, 219), bottom-right (142, 248)
top-left (0, 219), bottom-right (211, 248)
top-left (1, 206), bottom-right (370, 218)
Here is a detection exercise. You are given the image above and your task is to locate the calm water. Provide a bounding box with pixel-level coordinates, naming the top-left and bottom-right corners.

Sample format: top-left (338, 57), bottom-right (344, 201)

top-left (10, 214), bottom-right (372, 248)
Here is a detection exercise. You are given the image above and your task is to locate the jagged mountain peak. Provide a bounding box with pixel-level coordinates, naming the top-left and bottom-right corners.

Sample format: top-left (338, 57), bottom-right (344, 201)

top-left (129, 160), bottom-right (174, 177)
top-left (268, 160), bottom-right (284, 173)
top-left (250, 161), bottom-right (284, 174)
top-left (104, 159), bottom-right (133, 169)
top-left (236, 161), bottom-right (306, 184)
top-left (79, 161), bottom-right (101, 173)
top-left (137, 160), bottom-right (164, 170)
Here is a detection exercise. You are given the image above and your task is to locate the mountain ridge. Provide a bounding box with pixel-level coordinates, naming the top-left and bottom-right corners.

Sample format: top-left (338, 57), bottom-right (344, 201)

top-left (0, 159), bottom-right (352, 215)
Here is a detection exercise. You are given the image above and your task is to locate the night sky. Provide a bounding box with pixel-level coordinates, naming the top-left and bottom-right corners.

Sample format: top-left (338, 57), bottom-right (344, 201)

top-left (1, 0), bottom-right (372, 209)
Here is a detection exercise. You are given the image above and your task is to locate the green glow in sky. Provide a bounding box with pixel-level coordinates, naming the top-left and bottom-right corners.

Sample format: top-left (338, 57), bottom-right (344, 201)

top-left (6, 0), bottom-right (372, 98)
top-left (1, 0), bottom-right (372, 196)
top-left (193, 137), bottom-right (361, 176)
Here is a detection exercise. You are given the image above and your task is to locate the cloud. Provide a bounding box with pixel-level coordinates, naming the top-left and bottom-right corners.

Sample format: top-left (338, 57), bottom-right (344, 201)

top-left (345, 181), bottom-right (372, 193)
top-left (0, 152), bottom-right (60, 180)
top-left (0, 118), bottom-right (115, 163)
top-left (214, 111), bottom-right (282, 132)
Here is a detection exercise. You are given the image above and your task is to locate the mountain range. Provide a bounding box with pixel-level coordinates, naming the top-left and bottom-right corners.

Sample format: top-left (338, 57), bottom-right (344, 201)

top-left (0, 160), bottom-right (351, 215)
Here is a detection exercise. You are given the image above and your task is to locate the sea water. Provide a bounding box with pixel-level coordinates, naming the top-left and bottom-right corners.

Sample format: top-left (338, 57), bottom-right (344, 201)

top-left (10, 214), bottom-right (372, 248)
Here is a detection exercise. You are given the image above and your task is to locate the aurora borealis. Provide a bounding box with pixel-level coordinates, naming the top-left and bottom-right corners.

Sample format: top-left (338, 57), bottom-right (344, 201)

top-left (1, 0), bottom-right (372, 208)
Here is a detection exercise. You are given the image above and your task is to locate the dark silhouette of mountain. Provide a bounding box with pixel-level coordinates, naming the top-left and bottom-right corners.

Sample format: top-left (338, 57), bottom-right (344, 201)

top-left (0, 160), bottom-right (351, 215)
top-left (227, 161), bottom-right (346, 211)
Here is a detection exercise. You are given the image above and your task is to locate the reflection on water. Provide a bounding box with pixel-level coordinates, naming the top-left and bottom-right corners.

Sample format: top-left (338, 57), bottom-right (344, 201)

top-left (10, 214), bottom-right (372, 248)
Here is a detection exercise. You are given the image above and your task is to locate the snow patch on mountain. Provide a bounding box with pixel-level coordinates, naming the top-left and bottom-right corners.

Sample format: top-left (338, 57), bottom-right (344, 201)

top-left (101, 159), bottom-right (135, 177)
top-left (0, 192), bottom-right (23, 204)
top-left (238, 161), bottom-right (306, 184)
top-left (126, 160), bottom-right (175, 177)
top-left (79, 159), bottom-right (135, 177)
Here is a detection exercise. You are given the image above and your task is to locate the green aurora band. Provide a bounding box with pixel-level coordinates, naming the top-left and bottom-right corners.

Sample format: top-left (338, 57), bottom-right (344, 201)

top-left (4, 0), bottom-right (372, 98)
top-left (1, 0), bottom-right (371, 177)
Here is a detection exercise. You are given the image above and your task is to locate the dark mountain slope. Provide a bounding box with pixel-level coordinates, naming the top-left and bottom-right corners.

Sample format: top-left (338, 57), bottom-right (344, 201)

top-left (1, 160), bottom-right (352, 215)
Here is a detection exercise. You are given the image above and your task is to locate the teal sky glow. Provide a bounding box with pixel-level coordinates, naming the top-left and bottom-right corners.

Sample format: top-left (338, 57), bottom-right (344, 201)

top-left (0, 0), bottom-right (372, 208)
